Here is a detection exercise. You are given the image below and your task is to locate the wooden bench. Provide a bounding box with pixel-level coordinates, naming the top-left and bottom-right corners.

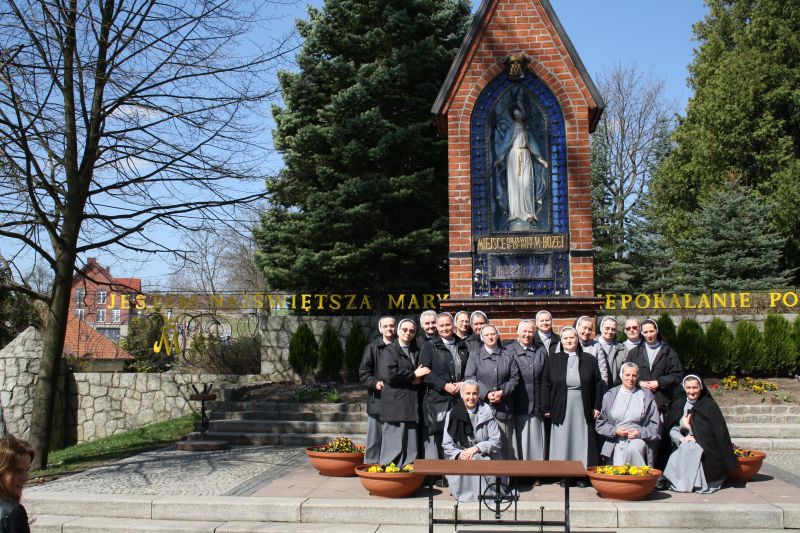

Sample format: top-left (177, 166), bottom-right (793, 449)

top-left (413, 459), bottom-right (587, 532)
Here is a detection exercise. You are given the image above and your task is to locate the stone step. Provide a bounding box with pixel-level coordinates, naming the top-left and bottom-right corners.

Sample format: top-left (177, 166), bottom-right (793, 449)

top-left (25, 494), bottom-right (795, 530)
top-left (720, 405), bottom-right (798, 415)
top-left (210, 409), bottom-right (368, 422)
top-left (204, 431), bottom-right (366, 446)
top-left (214, 400), bottom-right (366, 414)
top-left (209, 419), bottom-right (368, 434)
top-left (31, 516), bottom-right (378, 533)
top-left (723, 413), bottom-right (800, 424)
top-left (728, 424), bottom-right (800, 439)
top-left (729, 437), bottom-right (800, 450)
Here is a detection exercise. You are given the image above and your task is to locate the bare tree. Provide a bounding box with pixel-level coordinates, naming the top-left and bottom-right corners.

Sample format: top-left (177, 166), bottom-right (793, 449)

top-left (0, 0), bottom-right (291, 467)
top-left (591, 63), bottom-right (674, 290)
top-left (167, 209), bottom-right (267, 294)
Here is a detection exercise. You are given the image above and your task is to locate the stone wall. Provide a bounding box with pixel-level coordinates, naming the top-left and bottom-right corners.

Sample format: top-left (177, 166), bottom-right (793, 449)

top-left (260, 315), bottom-right (378, 380)
top-left (0, 327), bottom-right (70, 447)
top-left (69, 373), bottom-right (265, 443)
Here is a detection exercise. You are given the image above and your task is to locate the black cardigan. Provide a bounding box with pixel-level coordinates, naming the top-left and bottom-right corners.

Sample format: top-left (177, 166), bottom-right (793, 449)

top-left (625, 342), bottom-right (683, 413)
top-left (665, 389), bottom-right (737, 482)
top-left (541, 351), bottom-right (603, 425)
top-left (378, 341), bottom-right (422, 423)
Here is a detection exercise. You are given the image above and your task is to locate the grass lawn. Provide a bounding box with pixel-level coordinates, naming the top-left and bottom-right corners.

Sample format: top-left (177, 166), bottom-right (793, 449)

top-left (31, 414), bottom-right (198, 478)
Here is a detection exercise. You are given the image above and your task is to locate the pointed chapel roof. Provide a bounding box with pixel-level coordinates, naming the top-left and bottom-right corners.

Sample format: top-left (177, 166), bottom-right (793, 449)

top-left (432, 0), bottom-right (605, 134)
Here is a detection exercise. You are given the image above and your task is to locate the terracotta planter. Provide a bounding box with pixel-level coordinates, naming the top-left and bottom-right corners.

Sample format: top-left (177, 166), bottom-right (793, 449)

top-left (305, 447), bottom-right (364, 477)
top-left (586, 467), bottom-right (661, 501)
top-left (355, 464), bottom-right (425, 498)
top-left (728, 450), bottom-right (766, 483)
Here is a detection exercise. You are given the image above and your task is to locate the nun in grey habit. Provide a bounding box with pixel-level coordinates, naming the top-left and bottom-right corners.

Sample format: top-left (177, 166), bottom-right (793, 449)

top-left (441, 380), bottom-right (503, 502)
top-left (595, 362), bottom-right (661, 466)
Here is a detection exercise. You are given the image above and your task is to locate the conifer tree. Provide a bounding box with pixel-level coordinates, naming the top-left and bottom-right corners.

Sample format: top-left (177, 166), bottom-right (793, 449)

top-left (734, 320), bottom-right (765, 376)
top-left (651, 0), bottom-right (800, 278)
top-left (255, 0), bottom-right (471, 291)
top-left (665, 186), bottom-right (793, 292)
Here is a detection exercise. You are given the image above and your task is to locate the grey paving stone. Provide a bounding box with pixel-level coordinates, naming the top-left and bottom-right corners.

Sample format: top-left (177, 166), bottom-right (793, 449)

top-left (30, 514), bottom-right (81, 533)
top-left (216, 522), bottom-right (378, 533)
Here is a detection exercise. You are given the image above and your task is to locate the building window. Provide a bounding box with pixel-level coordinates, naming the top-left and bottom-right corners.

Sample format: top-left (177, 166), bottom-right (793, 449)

top-left (75, 288), bottom-right (85, 309)
top-left (75, 308), bottom-right (85, 320)
top-left (97, 290), bottom-right (107, 304)
top-left (97, 327), bottom-right (120, 342)
top-left (112, 309), bottom-right (121, 323)
top-left (96, 309), bottom-right (106, 323)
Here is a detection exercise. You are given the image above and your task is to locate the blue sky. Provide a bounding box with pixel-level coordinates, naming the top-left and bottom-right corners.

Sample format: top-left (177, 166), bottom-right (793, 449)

top-left (95, 0), bottom-right (710, 288)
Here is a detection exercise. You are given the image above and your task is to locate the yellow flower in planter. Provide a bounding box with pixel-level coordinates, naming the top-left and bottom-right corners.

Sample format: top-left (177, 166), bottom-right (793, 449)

top-left (595, 464), bottom-right (652, 476)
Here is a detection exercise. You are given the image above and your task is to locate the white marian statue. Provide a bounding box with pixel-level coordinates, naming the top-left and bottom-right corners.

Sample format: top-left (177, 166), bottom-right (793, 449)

top-left (494, 106), bottom-right (548, 230)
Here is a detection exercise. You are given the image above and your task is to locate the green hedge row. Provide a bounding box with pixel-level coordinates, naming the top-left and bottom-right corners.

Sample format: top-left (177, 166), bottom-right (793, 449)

top-left (657, 313), bottom-right (800, 377)
top-left (287, 322), bottom-right (368, 382)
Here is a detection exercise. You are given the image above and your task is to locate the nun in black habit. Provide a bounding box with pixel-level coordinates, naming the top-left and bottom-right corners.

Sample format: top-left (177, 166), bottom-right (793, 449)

top-left (661, 375), bottom-right (737, 493)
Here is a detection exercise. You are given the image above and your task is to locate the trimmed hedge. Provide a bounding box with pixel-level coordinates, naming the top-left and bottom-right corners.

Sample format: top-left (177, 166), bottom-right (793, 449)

top-left (763, 314), bottom-right (795, 376)
top-left (674, 318), bottom-right (705, 375)
top-left (344, 322), bottom-right (368, 381)
top-left (733, 320), bottom-right (765, 376)
top-left (317, 323), bottom-right (345, 381)
top-left (288, 323), bottom-right (319, 383)
top-left (704, 318), bottom-right (736, 376)
top-left (656, 312), bottom-right (677, 346)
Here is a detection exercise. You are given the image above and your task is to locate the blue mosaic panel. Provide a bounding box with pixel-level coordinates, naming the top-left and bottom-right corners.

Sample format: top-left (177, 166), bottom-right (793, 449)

top-left (471, 70), bottom-right (570, 297)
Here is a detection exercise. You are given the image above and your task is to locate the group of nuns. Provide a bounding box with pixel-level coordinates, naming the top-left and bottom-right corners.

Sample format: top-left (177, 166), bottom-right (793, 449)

top-left (359, 311), bottom-right (738, 501)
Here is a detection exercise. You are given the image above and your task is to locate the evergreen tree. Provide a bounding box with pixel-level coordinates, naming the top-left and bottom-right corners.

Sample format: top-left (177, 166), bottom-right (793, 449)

top-left (704, 318), bottom-right (736, 375)
top-left (792, 315), bottom-right (800, 376)
top-left (254, 0), bottom-right (471, 292)
top-left (733, 320), bottom-right (765, 375)
top-left (288, 323), bottom-right (319, 382)
top-left (656, 313), bottom-right (677, 347)
top-left (763, 314), bottom-right (796, 376)
top-left (674, 318), bottom-right (706, 375)
top-left (344, 321), bottom-right (368, 381)
top-left (317, 323), bottom-right (345, 381)
top-left (651, 0), bottom-right (800, 278)
top-left (665, 186), bottom-right (793, 292)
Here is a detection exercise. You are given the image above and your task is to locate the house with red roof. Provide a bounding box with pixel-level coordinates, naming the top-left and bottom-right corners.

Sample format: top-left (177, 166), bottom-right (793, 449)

top-left (69, 258), bottom-right (142, 357)
top-left (62, 314), bottom-right (134, 372)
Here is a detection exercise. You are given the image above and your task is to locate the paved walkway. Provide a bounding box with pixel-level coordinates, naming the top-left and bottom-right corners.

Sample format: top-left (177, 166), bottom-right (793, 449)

top-left (23, 444), bottom-right (800, 532)
top-left (28, 443), bottom-right (800, 499)
top-left (28, 446), bottom-right (307, 497)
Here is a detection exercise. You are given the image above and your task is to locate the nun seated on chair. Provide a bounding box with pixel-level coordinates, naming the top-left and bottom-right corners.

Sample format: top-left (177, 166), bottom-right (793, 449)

top-left (595, 362), bottom-right (661, 467)
top-left (441, 380), bottom-right (503, 502)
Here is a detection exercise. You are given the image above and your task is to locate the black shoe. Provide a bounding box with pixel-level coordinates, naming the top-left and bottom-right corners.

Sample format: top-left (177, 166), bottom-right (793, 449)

top-left (655, 476), bottom-right (670, 490)
top-left (576, 480), bottom-right (588, 488)
top-left (435, 476), bottom-right (449, 488)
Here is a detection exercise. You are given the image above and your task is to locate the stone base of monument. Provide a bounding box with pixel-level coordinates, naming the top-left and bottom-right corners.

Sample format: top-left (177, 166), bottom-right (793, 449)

top-left (441, 296), bottom-right (604, 324)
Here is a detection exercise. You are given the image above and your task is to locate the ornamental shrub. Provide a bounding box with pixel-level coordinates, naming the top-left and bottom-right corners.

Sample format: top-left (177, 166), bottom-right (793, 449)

top-left (793, 315), bottom-right (800, 375)
top-left (763, 314), bottom-right (796, 376)
top-left (288, 323), bottom-right (319, 383)
top-left (674, 317), bottom-right (705, 375)
top-left (656, 312), bottom-right (677, 346)
top-left (344, 322), bottom-right (368, 382)
top-left (733, 321), bottom-right (765, 376)
top-left (704, 319), bottom-right (736, 376)
top-left (317, 323), bottom-right (344, 381)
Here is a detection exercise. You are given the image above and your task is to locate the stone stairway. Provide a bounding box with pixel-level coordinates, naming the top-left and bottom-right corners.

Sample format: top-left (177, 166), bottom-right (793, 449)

top-left (203, 400), bottom-right (368, 446)
top-left (200, 401), bottom-right (800, 450)
top-left (722, 405), bottom-right (800, 450)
